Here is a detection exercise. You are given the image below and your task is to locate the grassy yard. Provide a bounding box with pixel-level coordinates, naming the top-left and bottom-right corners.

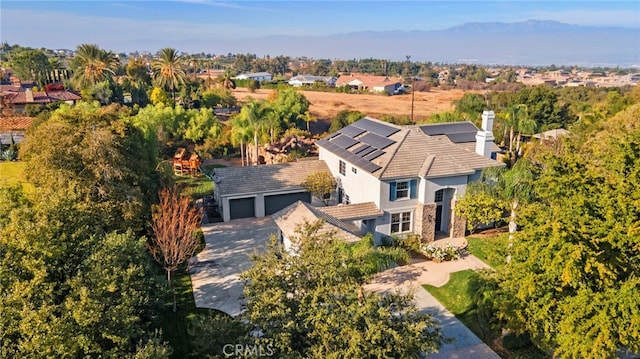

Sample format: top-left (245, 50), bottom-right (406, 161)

top-left (424, 270), bottom-right (498, 343)
top-left (466, 234), bottom-right (509, 269)
top-left (162, 163), bottom-right (224, 200)
top-left (159, 268), bottom-right (217, 359)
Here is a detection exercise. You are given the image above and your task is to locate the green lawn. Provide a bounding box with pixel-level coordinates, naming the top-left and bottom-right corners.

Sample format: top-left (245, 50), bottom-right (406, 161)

top-left (0, 161), bottom-right (35, 193)
top-left (159, 268), bottom-right (217, 359)
top-left (466, 234), bottom-right (509, 269)
top-left (424, 271), bottom-right (548, 358)
top-left (424, 270), bottom-right (498, 343)
top-left (162, 163), bottom-right (224, 200)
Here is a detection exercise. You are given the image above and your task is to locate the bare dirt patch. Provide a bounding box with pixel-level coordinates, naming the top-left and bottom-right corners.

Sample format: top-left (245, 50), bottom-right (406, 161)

top-left (232, 88), bottom-right (468, 123)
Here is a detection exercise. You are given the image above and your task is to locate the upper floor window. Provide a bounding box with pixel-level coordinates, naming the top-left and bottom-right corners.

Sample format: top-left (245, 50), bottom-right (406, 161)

top-left (339, 160), bottom-right (346, 175)
top-left (352, 167), bottom-right (357, 174)
top-left (396, 181), bottom-right (409, 199)
top-left (343, 194), bottom-right (350, 205)
top-left (389, 179), bottom-right (418, 201)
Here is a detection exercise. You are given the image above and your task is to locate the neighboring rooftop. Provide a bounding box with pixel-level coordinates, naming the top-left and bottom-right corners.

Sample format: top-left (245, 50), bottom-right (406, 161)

top-left (533, 128), bottom-right (570, 140)
top-left (0, 116), bottom-right (34, 131)
top-left (212, 160), bottom-right (330, 196)
top-left (273, 200), bottom-right (362, 243)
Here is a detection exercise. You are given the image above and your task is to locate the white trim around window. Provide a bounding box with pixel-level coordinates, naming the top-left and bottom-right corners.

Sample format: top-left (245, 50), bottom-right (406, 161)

top-left (390, 211), bottom-right (412, 234)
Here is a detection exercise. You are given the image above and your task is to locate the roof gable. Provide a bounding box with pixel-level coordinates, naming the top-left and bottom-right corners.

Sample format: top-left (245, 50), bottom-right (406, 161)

top-left (273, 201), bottom-right (361, 243)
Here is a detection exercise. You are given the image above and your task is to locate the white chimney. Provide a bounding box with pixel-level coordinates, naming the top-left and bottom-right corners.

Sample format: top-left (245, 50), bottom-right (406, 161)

top-left (475, 110), bottom-right (495, 158)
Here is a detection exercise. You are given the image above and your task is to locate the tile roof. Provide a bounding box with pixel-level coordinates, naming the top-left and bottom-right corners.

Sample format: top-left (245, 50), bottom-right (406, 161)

top-left (46, 90), bottom-right (81, 102)
top-left (273, 201), bottom-right (361, 243)
top-left (213, 160), bottom-right (330, 197)
top-left (316, 202), bottom-right (383, 221)
top-left (0, 116), bottom-right (35, 131)
top-left (533, 128), bottom-right (570, 140)
top-left (4, 91), bottom-right (51, 104)
top-left (335, 73), bottom-right (402, 88)
top-left (317, 117), bottom-right (504, 180)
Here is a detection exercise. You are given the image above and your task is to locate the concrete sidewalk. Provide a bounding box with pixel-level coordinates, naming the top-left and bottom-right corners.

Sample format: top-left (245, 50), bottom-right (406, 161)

top-left (365, 254), bottom-right (500, 359)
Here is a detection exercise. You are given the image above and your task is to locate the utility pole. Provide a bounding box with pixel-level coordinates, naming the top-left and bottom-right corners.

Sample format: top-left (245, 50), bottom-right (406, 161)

top-left (411, 76), bottom-right (415, 123)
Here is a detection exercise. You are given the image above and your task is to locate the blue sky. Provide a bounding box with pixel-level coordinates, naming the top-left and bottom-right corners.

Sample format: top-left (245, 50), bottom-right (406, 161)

top-left (1, 1), bottom-right (639, 53)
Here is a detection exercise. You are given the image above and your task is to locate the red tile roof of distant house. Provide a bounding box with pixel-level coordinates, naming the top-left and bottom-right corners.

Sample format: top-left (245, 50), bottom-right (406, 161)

top-left (47, 90), bottom-right (81, 102)
top-left (0, 116), bottom-right (35, 131)
top-left (4, 91), bottom-right (51, 105)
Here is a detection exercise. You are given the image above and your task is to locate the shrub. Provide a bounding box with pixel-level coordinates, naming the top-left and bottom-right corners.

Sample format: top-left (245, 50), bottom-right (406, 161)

top-left (502, 332), bottom-right (532, 350)
top-left (420, 241), bottom-right (460, 262)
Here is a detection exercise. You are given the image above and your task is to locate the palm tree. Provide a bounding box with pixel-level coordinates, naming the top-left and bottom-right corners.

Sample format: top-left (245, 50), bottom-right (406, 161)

top-left (236, 100), bottom-right (273, 165)
top-left (502, 104), bottom-right (536, 166)
top-left (220, 70), bottom-right (236, 90)
top-left (152, 48), bottom-right (186, 102)
top-left (70, 44), bottom-right (117, 89)
top-left (298, 110), bottom-right (317, 133)
top-left (229, 115), bottom-right (252, 166)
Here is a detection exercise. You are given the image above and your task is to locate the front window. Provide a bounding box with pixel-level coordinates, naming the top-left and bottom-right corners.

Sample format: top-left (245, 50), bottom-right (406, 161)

top-left (435, 189), bottom-right (444, 203)
top-left (339, 160), bottom-right (346, 175)
top-left (396, 181), bottom-right (409, 199)
top-left (391, 211), bottom-right (411, 233)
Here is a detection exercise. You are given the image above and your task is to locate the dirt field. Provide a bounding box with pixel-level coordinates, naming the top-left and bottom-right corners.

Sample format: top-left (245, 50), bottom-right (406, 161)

top-left (232, 88), bottom-right (467, 123)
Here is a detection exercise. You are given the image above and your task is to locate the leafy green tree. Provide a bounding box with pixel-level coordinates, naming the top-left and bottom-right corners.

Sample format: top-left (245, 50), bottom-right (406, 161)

top-left (184, 107), bottom-right (222, 143)
top-left (493, 104), bottom-right (640, 357)
top-left (123, 57), bottom-right (152, 106)
top-left (149, 86), bottom-right (173, 106)
top-left (9, 48), bottom-right (52, 86)
top-left (152, 48), bottom-right (186, 101)
top-left (241, 222), bottom-right (442, 358)
top-left (187, 311), bottom-right (250, 359)
top-left (328, 110), bottom-right (365, 132)
top-left (269, 88), bottom-right (310, 132)
top-left (70, 44), bottom-right (118, 89)
top-left (20, 102), bottom-right (157, 233)
top-left (454, 189), bottom-right (506, 233)
top-left (201, 88), bottom-right (237, 108)
top-left (301, 171), bottom-right (336, 205)
top-left (453, 93), bottom-right (486, 122)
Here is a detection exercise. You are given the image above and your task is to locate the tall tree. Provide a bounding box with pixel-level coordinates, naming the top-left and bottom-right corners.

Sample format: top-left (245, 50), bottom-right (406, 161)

top-left (500, 104), bottom-right (537, 166)
top-left (148, 187), bottom-right (201, 312)
top-left (237, 100), bottom-right (273, 165)
top-left (493, 104), bottom-right (640, 357)
top-left (70, 44), bottom-right (118, 89)
top-left (229, 115), bottom-right (252, 166)
top-left (152, 48), bottom-right (186, 102)
top-left (241, 222), bottom-right (442, 358)
top-left (8, 48), bottom-right (52, 86)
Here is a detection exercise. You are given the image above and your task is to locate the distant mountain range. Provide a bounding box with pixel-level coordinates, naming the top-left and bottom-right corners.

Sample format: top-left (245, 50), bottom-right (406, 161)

top-left (196, 20), bottom-right (638, 67)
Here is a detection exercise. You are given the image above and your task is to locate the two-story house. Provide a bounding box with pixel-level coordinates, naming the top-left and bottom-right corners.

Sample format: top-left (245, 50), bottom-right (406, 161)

top-left (316, 111), bottom-right (503, 243)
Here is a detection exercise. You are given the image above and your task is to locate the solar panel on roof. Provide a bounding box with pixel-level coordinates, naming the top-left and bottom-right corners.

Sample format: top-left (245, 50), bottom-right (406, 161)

top-left (331, 134), bottom-right (359, 149)
top-left (357, 146), bottom-right (376, 157)
top-left (339, 125), bottom-right (366, 138)
top-left (364, 150), bottom-right (384, 161)
top-left (320, 141), bottom-right (381, 173)
top-left (352, 118), bottom-right (400, 137)
top-left (349, 143), bottom-right (369, 153)
top-left (446, 132), bottom-right (476, 143)
top-left (359, 133), bottom-right (395, 149)
top-left (420, 122), bottom-right (478, 136)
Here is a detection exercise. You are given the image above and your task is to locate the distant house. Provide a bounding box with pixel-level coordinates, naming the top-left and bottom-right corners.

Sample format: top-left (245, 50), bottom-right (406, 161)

top-left (335, 73), bottom-right (402, 95)
top-left (235, 72), bottom-right (272, 81)
top-left (288, 75), bottom-right (337, 87)
top-left (1, 88), bottom-right (80, 114)
top-left (0, 116), bottom-right (34, 145)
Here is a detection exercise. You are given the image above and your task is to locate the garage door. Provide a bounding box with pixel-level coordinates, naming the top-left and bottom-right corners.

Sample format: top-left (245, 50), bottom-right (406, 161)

top-left (264, 192), bottom-right (312, 216)
top-left (229, 197), bottom-right (255, 219)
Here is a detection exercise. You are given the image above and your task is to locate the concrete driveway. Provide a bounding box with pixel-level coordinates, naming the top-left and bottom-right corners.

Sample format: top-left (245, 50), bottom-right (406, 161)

top-left (189, 217), bottom-right (278, 316)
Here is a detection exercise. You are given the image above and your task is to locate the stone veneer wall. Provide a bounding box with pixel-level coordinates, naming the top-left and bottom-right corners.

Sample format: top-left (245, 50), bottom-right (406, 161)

top-left (414, 203), bottom-right (437, 243)
top-left (450, 199), bottom-right (467, 238)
